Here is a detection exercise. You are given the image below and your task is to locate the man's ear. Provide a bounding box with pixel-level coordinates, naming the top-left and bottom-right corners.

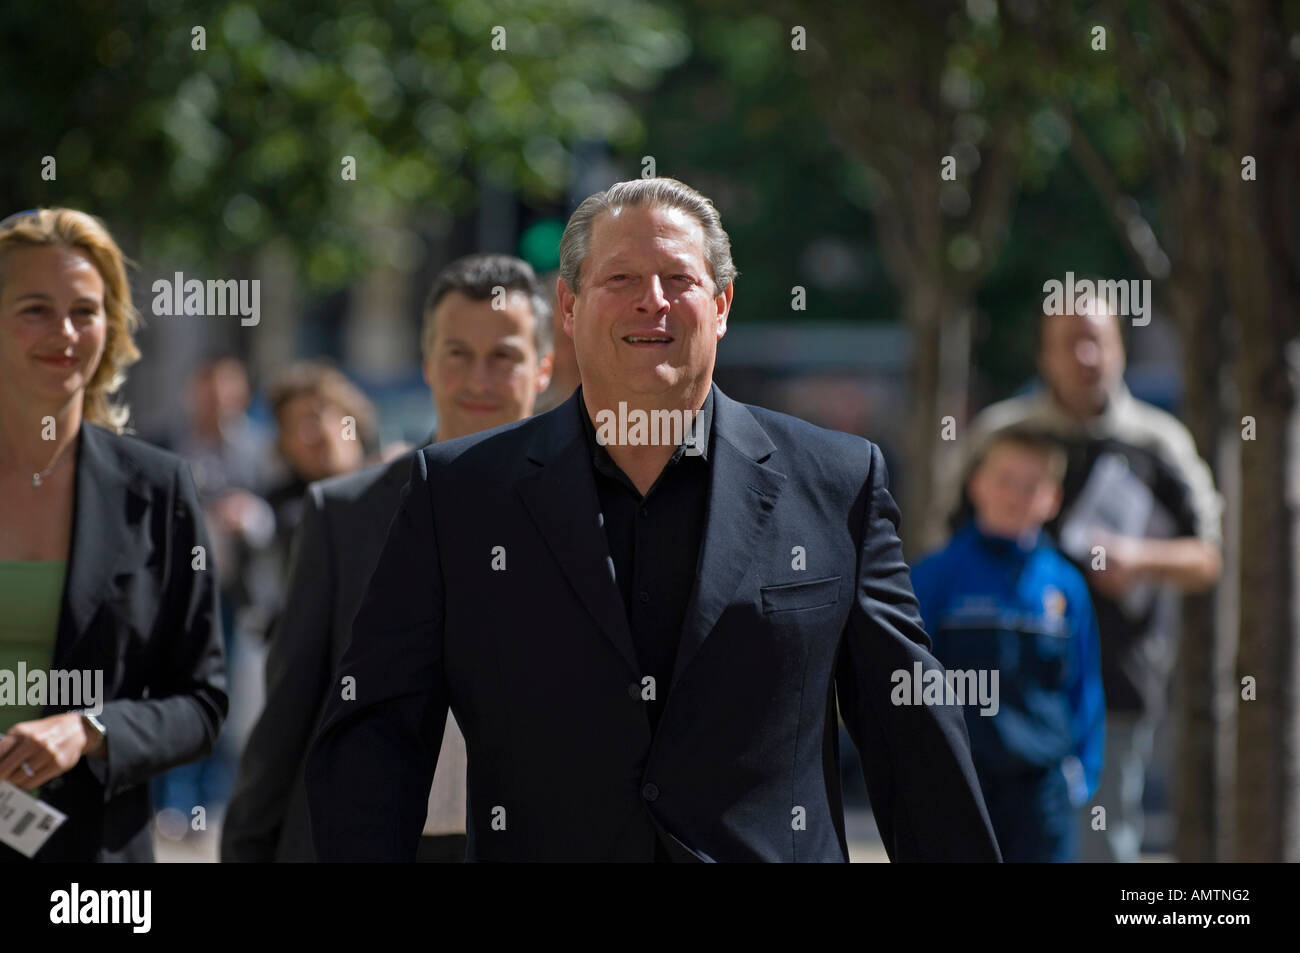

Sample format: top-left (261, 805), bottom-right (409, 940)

top-left (421, 353), bottom-right (435, 392)
top-left (535, 351), bottom-right (554, 394)
top-left (714, 282), bottom-right (733, 340)
top-left (557, 276), bottom-right (576, 337)
top-left (1036, 314), bottom-right (1054, 375)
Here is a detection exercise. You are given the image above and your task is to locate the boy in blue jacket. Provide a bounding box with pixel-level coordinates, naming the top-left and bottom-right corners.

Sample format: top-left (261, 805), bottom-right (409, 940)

top-left (911, 427), bottom-right (1104, 861)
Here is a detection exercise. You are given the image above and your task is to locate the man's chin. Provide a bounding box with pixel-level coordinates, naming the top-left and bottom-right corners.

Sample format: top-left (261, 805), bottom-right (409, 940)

top-left (444, 411), bottom-right (510, 438)
top-left (612, 364), bottom-right (682, 393)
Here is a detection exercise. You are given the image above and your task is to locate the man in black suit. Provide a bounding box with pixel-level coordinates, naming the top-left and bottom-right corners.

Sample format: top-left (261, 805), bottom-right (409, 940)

top-left (221, 255), bottom-right (552, 861)
top-left (307, 177), bottom-right (1001, 862)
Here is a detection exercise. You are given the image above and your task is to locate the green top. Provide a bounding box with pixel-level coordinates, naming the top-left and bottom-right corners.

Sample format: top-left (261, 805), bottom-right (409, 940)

top-left (0, 560), bottom-right (67, 732)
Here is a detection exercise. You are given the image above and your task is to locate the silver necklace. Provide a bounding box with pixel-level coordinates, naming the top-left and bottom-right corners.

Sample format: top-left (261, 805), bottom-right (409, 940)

top-left (2, 440), bottom-right (72, 488)
top-left (31, 447), bottom-right (70, 487)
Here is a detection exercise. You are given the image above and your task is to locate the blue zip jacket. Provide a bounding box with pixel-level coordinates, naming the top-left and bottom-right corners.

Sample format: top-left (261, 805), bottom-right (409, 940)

top-left (910, 521), bottom-right (1105, 804)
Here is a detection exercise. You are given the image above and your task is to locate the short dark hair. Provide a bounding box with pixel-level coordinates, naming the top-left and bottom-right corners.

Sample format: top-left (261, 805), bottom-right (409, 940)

top-left (974, 426), bottom-right (1068, 483)
top-left (421, 254), bottom-right (552, 358)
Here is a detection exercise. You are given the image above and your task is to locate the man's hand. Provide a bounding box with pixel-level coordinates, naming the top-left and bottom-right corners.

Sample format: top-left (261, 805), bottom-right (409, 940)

top-left (1087, 531), bottom-right (1145, 598)
top-left (0, 713), bottom-right (95, 790)
top-left (211, 489), bottom-right (275, 546)
top-left (1089, 530), bottom-right (1222, 596)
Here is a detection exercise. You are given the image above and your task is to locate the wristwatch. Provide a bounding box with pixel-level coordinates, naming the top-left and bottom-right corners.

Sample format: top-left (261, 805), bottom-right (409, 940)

top-left (79, 711), bottom-right (107, 754)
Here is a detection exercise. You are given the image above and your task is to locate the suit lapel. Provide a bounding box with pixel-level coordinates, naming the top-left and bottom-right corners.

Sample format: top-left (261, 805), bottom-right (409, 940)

top-left (670, 388), bottom-right (787, 692)
top-left (333, 453), bottom-right (425, 662)
top-left (53, 423), bottom-right (152, 669)
top-left (515, 394), bottom-right (640, 677)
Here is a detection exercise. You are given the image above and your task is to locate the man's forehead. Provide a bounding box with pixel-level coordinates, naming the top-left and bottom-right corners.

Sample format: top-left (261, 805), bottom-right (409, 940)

top-left (590, 206), bottom-right (705, 253)
top-left (1043, 308), bottom-right (1118, 343)
top-left (440, 330), bottom-right (530, 347)
top-left (438, 287), bottom-right (532, 315)
top-left (434, 290), bottom-right (535, 339)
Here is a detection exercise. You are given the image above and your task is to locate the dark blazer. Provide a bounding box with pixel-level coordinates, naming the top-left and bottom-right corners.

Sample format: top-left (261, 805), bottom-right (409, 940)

top-left (306, 386), bottom-right (1001, 862)
top-left (222, 453), bottom-right (413, 861)
top-left (8, 422), bottom-right (228, 863)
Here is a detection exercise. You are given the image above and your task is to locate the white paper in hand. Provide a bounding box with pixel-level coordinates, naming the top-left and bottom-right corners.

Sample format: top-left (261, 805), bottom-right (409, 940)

top-left (1058, 451), bottom-right (1176, 616)
top-left (0, 780), bottom-right (67, 858)
top-left (1058, 452), bottom-right (1154, 559)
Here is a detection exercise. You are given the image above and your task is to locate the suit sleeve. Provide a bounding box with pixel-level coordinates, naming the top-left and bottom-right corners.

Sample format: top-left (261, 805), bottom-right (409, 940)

top-left (221, 482), bottom-right (335, 862)
top-left (87, 462), bottom-right (229, 798)
top-left (907, 554), bottom-right (944, 660)
top-left (305, 452), bottom-right (448, 861)
top-left (835, 442), bottom-right (1001, 862)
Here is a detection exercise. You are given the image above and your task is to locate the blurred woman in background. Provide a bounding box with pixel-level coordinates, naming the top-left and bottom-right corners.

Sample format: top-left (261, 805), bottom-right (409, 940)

top-left (263, 360), bottom-right (377, 586)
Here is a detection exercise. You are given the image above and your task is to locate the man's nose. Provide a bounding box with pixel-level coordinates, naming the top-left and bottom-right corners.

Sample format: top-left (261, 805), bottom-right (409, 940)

top-left (635, 275), bottom-right (669, 311)
top-left (1074, 339), bottom-right (1101, 367)
top-left (469, 355), bottom-right (493, 389)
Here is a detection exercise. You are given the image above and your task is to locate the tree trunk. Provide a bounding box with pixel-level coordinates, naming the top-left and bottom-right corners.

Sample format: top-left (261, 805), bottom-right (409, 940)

top-left (1169, 214), bottom-right (1232, 861)
top-left (1224, 0), bottom-right (1300, 861)
top-left (903, 282), bottom-right (944, 562)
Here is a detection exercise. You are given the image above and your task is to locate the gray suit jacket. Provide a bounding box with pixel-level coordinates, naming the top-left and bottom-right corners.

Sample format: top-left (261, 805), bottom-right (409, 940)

top-left (221, 449), bottom-right (467, 861)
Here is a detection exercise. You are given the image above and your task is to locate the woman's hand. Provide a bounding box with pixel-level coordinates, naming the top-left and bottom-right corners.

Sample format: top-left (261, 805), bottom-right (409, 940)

top-left (0, 713), bottom-right (94, 789)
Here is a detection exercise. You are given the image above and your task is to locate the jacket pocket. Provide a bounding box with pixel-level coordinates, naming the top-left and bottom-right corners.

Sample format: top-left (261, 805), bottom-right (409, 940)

top-left (760, 576), bottom-right (841, 614)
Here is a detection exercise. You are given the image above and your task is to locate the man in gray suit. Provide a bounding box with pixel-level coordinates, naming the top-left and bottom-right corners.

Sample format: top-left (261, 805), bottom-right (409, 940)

top-left (221, 254), bottom-right (553, 861)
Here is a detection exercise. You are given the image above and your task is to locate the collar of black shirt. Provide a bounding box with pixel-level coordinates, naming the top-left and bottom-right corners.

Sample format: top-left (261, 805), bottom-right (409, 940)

top-left (577, 386), bottom-right (714, 492)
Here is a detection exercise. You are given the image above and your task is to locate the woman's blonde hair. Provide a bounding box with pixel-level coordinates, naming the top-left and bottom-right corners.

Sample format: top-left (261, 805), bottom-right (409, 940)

top-left (0, 208), bottom-right (141, 432)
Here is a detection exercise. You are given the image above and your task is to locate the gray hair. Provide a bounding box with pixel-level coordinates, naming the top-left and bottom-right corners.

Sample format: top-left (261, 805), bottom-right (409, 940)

top-left (558, 177), bottom-right (738, 297)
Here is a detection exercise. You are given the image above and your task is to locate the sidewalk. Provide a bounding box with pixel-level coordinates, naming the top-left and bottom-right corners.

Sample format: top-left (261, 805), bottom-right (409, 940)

top-left (153, 808), bottom-right (1164, 862)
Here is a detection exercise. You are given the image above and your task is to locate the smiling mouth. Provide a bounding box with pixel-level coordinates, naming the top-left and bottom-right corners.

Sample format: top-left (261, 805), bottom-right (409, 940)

top-left (622, 335), bottom-right (673, 345)
top-left (35, 354), bottom-right (79, 367)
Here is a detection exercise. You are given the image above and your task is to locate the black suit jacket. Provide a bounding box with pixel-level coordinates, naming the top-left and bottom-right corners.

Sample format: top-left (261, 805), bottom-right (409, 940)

top-left (9, 423), bottom-right (228, 862)
top-left (306, 387), bottom-right (1000, 862)
top-left (222, 453), bottom-right (413, 861)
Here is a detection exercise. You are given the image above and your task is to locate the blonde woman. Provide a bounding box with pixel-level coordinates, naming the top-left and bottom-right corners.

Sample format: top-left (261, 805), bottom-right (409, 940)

top-left (0, 208), bottom-right (227, 861)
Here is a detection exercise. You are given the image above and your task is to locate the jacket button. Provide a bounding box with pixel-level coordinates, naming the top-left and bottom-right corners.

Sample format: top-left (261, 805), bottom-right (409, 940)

top-left (642, 782), bottom-right (659, 802)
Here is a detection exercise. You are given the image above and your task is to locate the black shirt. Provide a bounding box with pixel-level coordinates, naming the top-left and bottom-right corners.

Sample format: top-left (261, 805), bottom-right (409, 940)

top-left (577, 387), bottom-right (714, 738)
